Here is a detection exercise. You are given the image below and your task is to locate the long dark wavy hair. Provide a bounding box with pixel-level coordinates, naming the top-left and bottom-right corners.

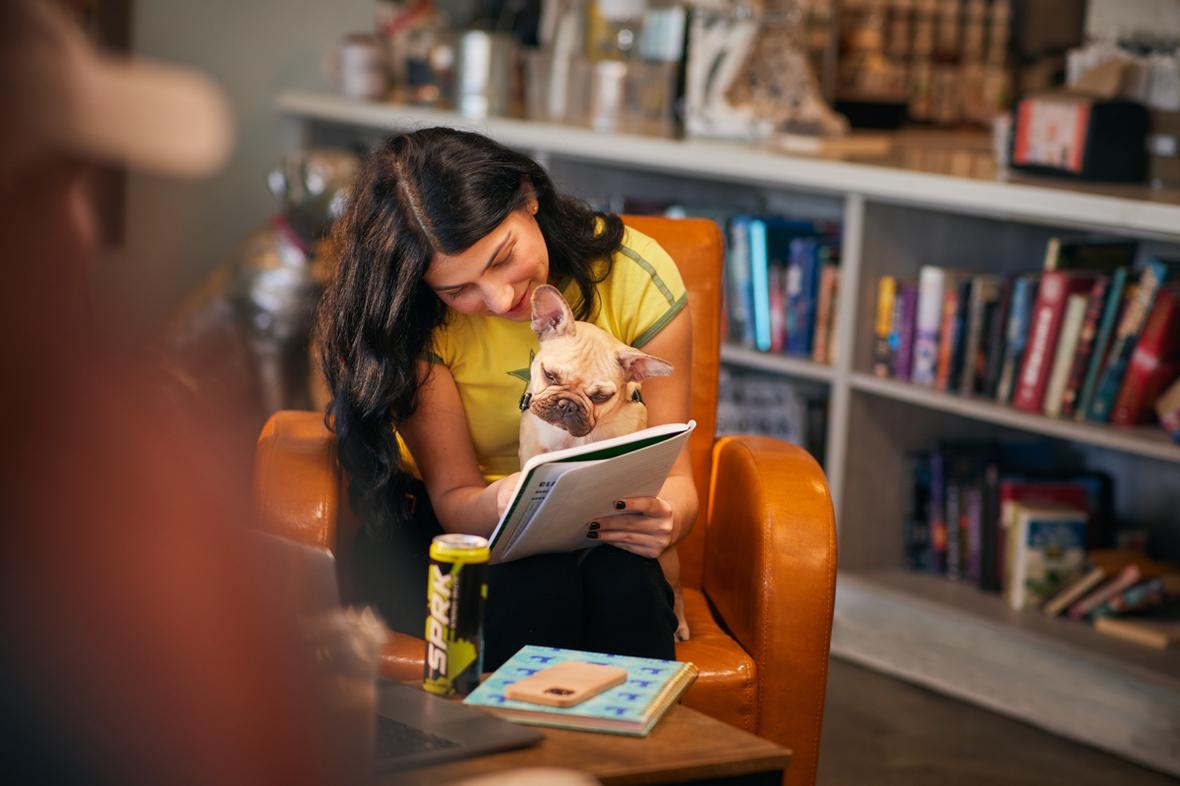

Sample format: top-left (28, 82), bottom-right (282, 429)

top-left (317, 127), bottom-right (624, 532)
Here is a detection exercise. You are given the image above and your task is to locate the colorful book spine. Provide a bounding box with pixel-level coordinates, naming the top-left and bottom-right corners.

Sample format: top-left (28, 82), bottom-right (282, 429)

top-left (1005, 505), bottom-right (1087, 611)
top-left (1091, 577), bottom-right (1165, 618)
top-left (960, 275), bottom-right (1001, 394)
top-left (982, 277), bottom-right (1014, 397)
top-left (747, 218), bottom-right (772, 352)
top-left (1157, 377), bottom-right (1180, 441)
top-left (812, 262), bottom-right (839, 364)
top-left (1075, 267), bottom-right (1128, 419)
top-left (1012, 271), bottom-right (1098, 413)
top-left (1067, 564), bottom-right (1142, 620)
top-left (996, 274), bottom-right (1037, 403)
top-left (892, 283), bottom-right (919, 381)
top-left (964, 485), bottom-right (984, 585)
top-left (1060, 276), bottom-right (1112, 418)
top-left (1043, 293), bottom-right (1089, 417)
top-left (768, 263), bottom-right (786, 354)
top-left (874, 276), bottom-right (898, 377)
top-left (913, 266), bottom-right (946, 386)
top-left (726, 216), bottom-right (754, 348)
top-left (945, 279), bottom-right (975, 393)
top-left (945, 480), bottom-right (962, 580)
top-left (935, 279), bottom-right (968, 391)
top-left (1088, 260), bottom-right (1170, 422)
top-left (1110, 283), bottom-right (1180, 425)
top-left (928, 452), bottom-right (948, 574)
top-left (789, 238), bottom-right (825, 356)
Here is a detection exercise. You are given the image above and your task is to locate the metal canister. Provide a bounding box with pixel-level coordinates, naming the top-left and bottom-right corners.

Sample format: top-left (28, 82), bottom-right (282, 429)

top-left (422, 533), bottom-right (489, 696)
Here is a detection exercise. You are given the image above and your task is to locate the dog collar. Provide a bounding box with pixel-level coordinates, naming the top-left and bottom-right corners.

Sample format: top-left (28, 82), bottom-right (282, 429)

top-left (519, 388), bottom-right (642, 412)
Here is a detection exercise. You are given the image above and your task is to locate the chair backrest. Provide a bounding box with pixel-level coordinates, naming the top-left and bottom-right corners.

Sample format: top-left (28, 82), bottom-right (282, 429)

top-left (621, 215), bottom-right (723, 590)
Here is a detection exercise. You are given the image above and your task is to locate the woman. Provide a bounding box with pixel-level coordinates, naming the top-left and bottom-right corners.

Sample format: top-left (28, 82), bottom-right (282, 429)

top-left (318, 128), bottom-right (696, 668)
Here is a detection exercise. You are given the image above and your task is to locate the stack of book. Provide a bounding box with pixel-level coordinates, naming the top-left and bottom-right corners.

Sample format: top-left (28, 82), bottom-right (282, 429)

top-left (902, 441), bottom-right (1114, 593)
top-left (873, 238), bottom-right (1180, 436)
top-left (903, 441), bottom-right (1180, 648)
top-left (721, 215), bottom-right (842, 363)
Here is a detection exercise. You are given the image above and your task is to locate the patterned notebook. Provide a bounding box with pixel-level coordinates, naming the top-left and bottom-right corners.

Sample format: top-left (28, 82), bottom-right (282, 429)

top-left (463, 645), bottom-right (698, 736)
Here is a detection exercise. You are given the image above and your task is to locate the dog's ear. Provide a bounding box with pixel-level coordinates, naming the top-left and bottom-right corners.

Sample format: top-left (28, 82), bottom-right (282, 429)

top-left (530, 284), bottom-right (575, 340)
top-left (618, 350), bottom-right (673, 382)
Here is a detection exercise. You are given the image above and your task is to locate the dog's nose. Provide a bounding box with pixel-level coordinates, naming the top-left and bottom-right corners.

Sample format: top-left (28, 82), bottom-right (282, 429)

top-left (556, 398), bottom-right (572, 413)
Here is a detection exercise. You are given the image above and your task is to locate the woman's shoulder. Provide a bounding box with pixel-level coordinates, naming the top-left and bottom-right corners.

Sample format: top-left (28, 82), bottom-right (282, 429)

top-left (605, 223), bottom-right (685, 294)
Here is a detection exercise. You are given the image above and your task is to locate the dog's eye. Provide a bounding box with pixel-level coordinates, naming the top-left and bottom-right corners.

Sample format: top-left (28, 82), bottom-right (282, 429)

top-left (542, 367), bottom-right (558, 384)
top-left (588, 390), bottom-right (614, 404)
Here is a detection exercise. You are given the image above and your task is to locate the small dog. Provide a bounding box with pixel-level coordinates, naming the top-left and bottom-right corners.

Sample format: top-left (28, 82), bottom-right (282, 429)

top-left (518, 284), bottom-right (690, 641)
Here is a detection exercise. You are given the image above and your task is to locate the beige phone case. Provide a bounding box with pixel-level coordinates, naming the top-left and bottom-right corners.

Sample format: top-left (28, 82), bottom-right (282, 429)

top-left (503, 661), bottom-right (628, 708)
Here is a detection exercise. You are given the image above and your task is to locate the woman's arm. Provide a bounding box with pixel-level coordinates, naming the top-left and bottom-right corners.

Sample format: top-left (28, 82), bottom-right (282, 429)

top-left (593, 307), bottom-right (698, 556)
top-left (397, 360), bottom-right (514, 537)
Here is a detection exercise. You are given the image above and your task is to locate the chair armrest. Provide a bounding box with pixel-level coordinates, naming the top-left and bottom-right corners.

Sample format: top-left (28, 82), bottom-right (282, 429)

top-left (253, 410), bottom-right (339, 551)
top-left (380, 632), bottom-right (427, 683)
top-left (703, 435), bottom-right (837, 786)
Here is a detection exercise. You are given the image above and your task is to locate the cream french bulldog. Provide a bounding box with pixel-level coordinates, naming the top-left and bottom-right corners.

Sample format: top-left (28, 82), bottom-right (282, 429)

top-left (518, 284), bottom-right (690, 641)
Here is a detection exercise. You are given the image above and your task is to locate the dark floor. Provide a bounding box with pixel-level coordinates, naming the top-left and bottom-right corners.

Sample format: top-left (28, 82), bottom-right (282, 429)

top-left (817, 657), bottom-right (1178, 786)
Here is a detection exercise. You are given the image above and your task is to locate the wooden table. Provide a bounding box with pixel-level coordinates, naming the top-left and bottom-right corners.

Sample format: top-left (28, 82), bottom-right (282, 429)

top-left (387, 703), bottom-right (792, 786)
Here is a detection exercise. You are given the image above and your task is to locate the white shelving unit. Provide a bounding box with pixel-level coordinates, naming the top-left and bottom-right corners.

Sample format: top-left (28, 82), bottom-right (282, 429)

top-left (277, 91), bottom-right (1180, 776)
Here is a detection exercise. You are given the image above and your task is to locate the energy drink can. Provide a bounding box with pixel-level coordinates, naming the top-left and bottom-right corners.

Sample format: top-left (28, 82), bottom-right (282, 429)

top-left (423, 533), bottom-right (489, 696)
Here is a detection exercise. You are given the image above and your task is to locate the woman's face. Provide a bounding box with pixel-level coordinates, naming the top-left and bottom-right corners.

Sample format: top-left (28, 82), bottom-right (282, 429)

top-left (423, 205), bottom-right (550, 321)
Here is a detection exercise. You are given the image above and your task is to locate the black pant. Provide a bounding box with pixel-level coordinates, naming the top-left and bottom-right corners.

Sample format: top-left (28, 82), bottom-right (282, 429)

top-left (349, 481), bottom-right (677, 671)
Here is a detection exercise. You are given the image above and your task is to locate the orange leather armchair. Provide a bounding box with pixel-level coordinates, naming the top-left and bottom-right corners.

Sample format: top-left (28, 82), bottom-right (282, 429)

top-left (254, 216), bottom-right (837, 786)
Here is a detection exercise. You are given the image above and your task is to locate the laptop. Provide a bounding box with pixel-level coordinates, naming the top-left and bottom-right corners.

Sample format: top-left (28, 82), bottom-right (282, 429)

top-left (250, 531), bottom-right (543, 770)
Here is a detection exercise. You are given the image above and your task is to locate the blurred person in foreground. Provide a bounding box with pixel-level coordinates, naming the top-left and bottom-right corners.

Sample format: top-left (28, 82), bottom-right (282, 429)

top-left (0, 3), bottom-right (345, 783)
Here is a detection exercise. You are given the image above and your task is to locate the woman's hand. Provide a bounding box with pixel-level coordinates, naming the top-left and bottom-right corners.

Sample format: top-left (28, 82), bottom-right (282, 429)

top-left (590, 496), bottom-right (675, 559)
top-left (492, 472), bottom-right (521, 518)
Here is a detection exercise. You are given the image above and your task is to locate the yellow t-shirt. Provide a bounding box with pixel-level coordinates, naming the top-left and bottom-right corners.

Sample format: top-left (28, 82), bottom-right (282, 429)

top-left (401, 224), bottom-right (688, 483)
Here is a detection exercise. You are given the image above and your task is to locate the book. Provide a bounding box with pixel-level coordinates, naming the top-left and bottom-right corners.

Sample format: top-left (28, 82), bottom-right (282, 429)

top-left (463, 645), bottom-right (699, 736)
top-left (1093, 616), bottom-right (1180, 649)
top-left (928, 451), bottom-right (948, 574)
top-left (489, 421), bottom-right (695, 564)
top-left (1059, 276), bottom-right (1112, 418)
top-left (1091, 577), bottom-right (1165, 618)
top-left (1088, 260), bottom-right (1170, 422)
top-left (891, 282), bottom-right (919, 381)
top-left (812, 262), bottom-right (839, 364)
top-left (726, 216), bottom-right (754, 348)
top-left (1075, 268), bottom-right (1130, 419)
top-left (1042, 565), bottom-right (1107, 617)
top-left (913, 265), bottom-right (948, 386)
top-left (1067, 563), bottom-right (1142, 621)
top-left (747, 218), bottom-right (773, 352)
top-left (1042, 236), bottom-right (1138, 275)
top-left (1110, 283), bottom-right (1180, 425)
top-left (1013, 271), bottom-right (1099, 413)
top-left (873, 275), bottom-right (898, 377)
top-left (960, 275), bottom-right (1002, 395)
top-left (995, 274), bottom-right (1038, 403)
top-left (936, 277), bottom-right (973, 392)
top-left (982, 276), bottom-right (1014, 397)
top-left (786, 236), bottom-right (828, 357)
top-left (1157, 376), bottom-right (1180, 441)
top-left (1042, 293), bottom-right (1089, 417)
top-left (1004, 503), bottom-right (1087, 611)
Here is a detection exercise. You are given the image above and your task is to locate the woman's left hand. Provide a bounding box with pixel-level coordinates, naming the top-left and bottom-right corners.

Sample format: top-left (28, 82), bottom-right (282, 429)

top-left (590, 496), bottom-right (674, 559)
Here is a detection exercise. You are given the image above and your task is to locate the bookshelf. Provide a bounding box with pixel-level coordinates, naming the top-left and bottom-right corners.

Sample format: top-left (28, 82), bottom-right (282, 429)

top-left (277, 91), bottom-right (1180, 776)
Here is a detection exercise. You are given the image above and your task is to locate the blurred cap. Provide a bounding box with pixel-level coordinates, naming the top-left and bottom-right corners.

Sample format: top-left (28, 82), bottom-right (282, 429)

top-left (0, 1), bottom-right (233, 178)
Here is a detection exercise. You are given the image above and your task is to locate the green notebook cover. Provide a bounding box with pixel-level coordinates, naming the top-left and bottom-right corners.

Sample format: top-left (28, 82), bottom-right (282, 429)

top-left (463, 645), bottom-right (698, 736)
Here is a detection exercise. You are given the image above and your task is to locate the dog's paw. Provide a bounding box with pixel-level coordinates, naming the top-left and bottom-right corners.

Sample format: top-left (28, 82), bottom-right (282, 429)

top-left (674, 621), bottom-right (691, 642)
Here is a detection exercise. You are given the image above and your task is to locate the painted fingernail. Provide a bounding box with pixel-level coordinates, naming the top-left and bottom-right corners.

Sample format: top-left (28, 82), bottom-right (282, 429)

top-left (588, 521), bottom-right (600, 530)
top-left (614, 500), bottom-right (626, 510)
top-left (587, 531), bottom-right (599, 539)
